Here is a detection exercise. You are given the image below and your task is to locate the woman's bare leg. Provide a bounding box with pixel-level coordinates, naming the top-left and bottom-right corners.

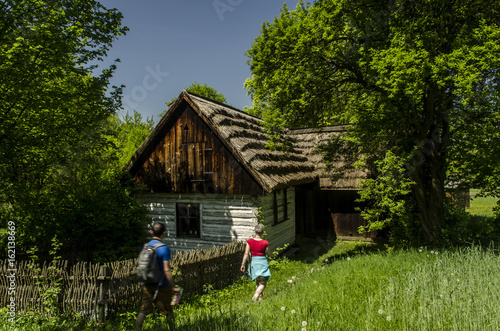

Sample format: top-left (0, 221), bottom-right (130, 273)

top-left (252, 283), bottom-right (266, 301)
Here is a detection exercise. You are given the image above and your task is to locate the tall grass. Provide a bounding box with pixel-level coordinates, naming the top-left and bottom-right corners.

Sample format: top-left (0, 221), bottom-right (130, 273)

top-left (140, 242), bottom-right (500, 331)
top-left (4, 242), bottom-right (499, 330)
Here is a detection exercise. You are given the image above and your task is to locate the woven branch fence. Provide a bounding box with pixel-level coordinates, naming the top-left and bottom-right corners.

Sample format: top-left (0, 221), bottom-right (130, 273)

top-left (0, 241), bottom-right (245, 322)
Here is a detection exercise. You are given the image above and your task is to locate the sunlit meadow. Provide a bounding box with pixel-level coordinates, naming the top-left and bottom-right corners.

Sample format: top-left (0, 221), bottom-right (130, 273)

top-left (131, 242), bottom-right (499, 331)
top-left (3, 241), bottom-right (499, 330)
top-left (467, 189), bottom-right (499, 217)
top-left (3, 197), bottom-right (498, 330)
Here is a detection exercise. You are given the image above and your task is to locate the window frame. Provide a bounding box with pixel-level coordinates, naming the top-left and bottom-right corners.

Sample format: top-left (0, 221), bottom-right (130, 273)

top-left (175, 203), bottom-right (201, 238)
top-left (273, 189), bottom-right (288, 226)
top-left (283, 188), bottom-right (288, 222)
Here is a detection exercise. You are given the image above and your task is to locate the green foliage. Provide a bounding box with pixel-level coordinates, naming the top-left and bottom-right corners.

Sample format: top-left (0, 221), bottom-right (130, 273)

top-left (27, 236), bottom-right (63, 318)
top-left (356, 151), bottom-right (418, 243)
top-left (16, 236), bottom-right (85, 330)
top-left (1, 128), bottom-right (148, 261)
top-left (200, 283), bottom-right (234, 317)
top-left (0, 0), bottom-right (147, 261)
top-left (107, 110), bottom-right (155, 168)
top-left (443, 205), bottom-right (500, 246)
top-left (185, 81), bottom-right (227, 104)
top-left (0, 0), bottom-right (127, 199)
top-left (267, 244), bottom-right (290, 271)
top-left (245, 0), bottom-right (500, 243)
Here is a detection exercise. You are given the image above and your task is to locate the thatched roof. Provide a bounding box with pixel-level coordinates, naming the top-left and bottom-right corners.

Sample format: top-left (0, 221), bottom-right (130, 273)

top-left (126, 90), bottom-right (317, 193)
top-left (189, 92), bottom-right (321, 192)
top-left (290, 126), bottom-right (366, 190)
top-left (127, 90), bottom-right (366, 192)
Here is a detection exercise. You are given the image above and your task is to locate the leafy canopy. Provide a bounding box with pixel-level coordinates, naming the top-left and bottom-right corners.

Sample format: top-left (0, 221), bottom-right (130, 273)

top-left (108, 111), bottom-right (156, 168)
top-left (184, 81), bottom-right (227, 104)
top-left (245, 0), bottom-right (500, 243)
top-left (0, 0), bottom-right (147, 260)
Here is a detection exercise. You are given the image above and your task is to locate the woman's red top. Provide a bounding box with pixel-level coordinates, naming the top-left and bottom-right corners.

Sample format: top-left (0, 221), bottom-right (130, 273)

top-left (248, 238), bottom-right (269, 257)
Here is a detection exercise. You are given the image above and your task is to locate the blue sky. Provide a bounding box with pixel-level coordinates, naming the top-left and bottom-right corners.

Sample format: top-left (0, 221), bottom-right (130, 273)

top-left (99, 0), bottom-right (303, 121)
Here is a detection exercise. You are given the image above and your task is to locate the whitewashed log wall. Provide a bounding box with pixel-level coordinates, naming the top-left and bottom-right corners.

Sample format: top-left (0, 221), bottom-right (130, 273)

top-left (138, 187), bottom-right (296, 253)
top-left (138, 193), bottom-right (259, 251)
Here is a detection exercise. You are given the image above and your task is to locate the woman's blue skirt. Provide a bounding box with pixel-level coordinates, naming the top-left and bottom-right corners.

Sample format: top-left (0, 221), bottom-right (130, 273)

top-left (249, 256), bottom-right (271, 281)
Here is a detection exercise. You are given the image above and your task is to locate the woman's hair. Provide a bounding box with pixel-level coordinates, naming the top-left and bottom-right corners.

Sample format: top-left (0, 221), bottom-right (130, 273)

top-left (255, 224), bottom-right (264, 236)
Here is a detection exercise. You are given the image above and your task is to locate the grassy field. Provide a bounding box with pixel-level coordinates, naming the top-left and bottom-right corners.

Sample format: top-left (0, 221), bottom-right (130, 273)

top-left (138, 242), bottom-right (499, 331)
top-left (467, 189), bottom-right (498, 217)
top-left (3, 241), bottom-right (499, 330)
top-left (69, 241), bottom-right (500, 330)
top-left (3, 192), bottom-right (498, 330)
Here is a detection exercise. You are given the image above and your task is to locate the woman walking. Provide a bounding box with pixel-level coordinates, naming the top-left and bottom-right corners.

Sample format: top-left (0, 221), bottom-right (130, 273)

top-left (240, 224), bottom-right (272, 302)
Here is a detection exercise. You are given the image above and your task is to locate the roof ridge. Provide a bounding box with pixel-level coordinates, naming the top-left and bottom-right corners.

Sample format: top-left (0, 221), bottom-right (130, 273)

top-left (186, 90), bottom-right (263, 121)
top-left (288, 125), bottom-right (347, 135)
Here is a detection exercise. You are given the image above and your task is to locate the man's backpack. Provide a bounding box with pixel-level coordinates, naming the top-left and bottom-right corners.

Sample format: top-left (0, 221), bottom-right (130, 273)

top-left (136, 242), bottom-right (166, 284)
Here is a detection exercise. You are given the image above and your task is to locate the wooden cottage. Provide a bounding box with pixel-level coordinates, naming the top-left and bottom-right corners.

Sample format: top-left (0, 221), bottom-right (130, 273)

top-left (126, 90), bottom-right (367, 251)
top-left (291, 127), bottom-right (369, 239)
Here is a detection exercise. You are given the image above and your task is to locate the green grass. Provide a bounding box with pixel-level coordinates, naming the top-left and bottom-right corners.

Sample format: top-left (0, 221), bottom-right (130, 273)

top-left (467, 189), bottom-right (498, 217)
top-left (115, 242), bottom-right (500, 330)
top-left (4, 241), bottom-right (499, 330)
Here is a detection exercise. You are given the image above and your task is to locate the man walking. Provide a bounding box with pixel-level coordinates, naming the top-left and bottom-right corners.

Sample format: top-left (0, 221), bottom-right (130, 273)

top-left (135, 222), bottom-right (180, 330)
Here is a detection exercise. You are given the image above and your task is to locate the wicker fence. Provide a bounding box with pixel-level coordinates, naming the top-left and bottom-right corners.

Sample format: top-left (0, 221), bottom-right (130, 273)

top-left (0, 241), bottom-right (245, 322)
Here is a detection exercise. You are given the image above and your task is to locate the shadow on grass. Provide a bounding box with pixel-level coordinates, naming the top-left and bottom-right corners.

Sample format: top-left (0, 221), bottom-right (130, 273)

top-left (140, 307), bottom-right (255, 331)
top-left (285, 237), bottom-right (388, 265)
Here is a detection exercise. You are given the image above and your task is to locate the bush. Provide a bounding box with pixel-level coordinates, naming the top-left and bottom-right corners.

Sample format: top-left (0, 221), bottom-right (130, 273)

top-left (1, 171), bottom-right (148, 262)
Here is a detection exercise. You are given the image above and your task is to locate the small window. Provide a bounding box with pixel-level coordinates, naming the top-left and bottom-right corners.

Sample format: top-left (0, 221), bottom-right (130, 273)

top-left (273, 191), bottom-right (278, 225)
top-left (182, 124), bottom-right (190, 143)
top-left (273, 189), bottom-right (287, 226)
top-left (176, 203), bottom-right (200, 238)
top-left (204, 148), bottom-right (213, 175)
top-left (283, 188), bottom-right (288, 221)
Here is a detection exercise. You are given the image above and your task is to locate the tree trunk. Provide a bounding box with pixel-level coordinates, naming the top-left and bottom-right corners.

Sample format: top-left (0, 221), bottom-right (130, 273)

top-left (412, 155), bottom-right (446, 242)
top-left (411, 84), bottom-right (449, 242)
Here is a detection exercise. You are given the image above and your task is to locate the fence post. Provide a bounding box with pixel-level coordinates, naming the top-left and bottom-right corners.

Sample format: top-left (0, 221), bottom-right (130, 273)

top-left (98, 265), bottom-right (111, 324)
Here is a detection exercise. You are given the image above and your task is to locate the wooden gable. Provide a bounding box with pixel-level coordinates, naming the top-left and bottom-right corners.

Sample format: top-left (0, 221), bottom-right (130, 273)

top-left (131, 100), bottom-right (264, 195)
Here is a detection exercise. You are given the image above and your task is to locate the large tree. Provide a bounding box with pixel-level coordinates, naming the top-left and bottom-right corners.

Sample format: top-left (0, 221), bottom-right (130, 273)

top-left (245, 0), bottom-right (500, 242)
top-left (0, 0), bottom-right (126, 181)
top-left (0, 0), bottom-right (146, 260)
